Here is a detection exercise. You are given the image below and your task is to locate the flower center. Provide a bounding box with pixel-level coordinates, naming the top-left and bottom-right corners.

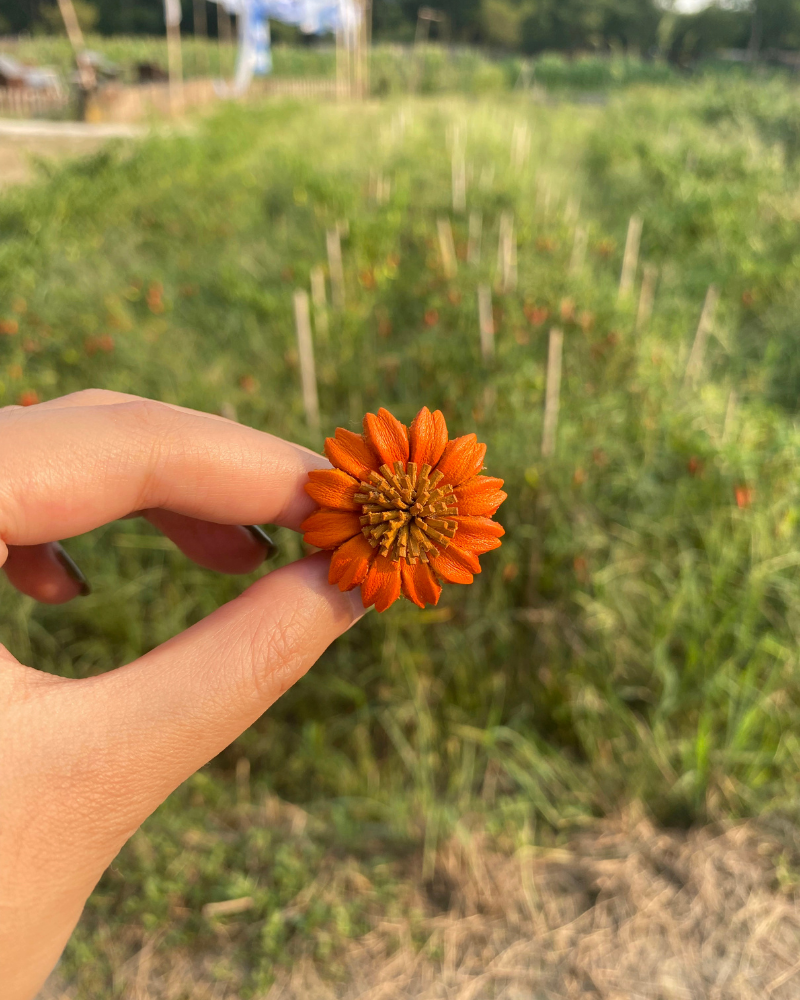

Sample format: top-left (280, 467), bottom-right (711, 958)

top-left (354, 461), bottom-right (458, 563)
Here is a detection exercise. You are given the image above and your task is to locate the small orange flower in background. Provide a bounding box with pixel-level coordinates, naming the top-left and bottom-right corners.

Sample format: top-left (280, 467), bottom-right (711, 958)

top-left (524, 304), bottom-right (549, 326)
top-left (18, 390), bottom-right (39, 407)
top-left (147, 282), bottom-right (165, 314)
top-left (0, 318), bottom-right (19, 335)
top-left (735, 485), bottom-right (754, 509)
top-left (302, 407), bottom-right (507, 612)
top-left (423, 308), bottom-right (439, 327)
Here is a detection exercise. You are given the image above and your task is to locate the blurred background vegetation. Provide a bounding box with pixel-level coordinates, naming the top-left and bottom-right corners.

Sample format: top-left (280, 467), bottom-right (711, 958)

top-left (5, 0), bottom-right (800, 65)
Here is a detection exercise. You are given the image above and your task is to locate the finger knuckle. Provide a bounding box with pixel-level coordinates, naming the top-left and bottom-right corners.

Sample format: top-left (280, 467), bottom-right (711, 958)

top-left (59, 388), bottom-right (125, 407)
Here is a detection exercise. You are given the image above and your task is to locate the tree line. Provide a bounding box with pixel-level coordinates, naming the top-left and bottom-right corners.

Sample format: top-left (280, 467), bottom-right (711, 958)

top-left (3, 1), bottom-right (799, 63)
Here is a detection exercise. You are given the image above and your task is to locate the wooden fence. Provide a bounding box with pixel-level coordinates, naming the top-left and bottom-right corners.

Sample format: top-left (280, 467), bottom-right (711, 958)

top-left (0, 87), bottom-right (70, 118)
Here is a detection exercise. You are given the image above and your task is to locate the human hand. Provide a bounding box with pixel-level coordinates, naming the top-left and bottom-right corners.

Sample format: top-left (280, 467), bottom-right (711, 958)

top-left (0, 390), bottom-right (366, 1000)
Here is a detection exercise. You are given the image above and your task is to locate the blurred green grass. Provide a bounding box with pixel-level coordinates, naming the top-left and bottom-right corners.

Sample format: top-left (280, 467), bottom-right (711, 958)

top-left (2, 34), bottom-right (683, 92)
top-left (4, 75), bottom-right (800, 992)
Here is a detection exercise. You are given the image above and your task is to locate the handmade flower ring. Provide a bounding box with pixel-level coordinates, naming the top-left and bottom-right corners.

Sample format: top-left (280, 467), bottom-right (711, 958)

top-left (301, 406), bottom-right (507, 611)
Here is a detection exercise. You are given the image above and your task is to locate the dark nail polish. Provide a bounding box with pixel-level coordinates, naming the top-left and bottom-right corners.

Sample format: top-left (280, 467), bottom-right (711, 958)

top-left (54, 543), bottom-right (91, 596)
top-left (244, 525), bottom-right (277, 561)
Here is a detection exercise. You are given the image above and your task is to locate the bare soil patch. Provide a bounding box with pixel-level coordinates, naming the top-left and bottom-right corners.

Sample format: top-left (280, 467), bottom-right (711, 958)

top-left (0, 135), bottom-right (108, 187)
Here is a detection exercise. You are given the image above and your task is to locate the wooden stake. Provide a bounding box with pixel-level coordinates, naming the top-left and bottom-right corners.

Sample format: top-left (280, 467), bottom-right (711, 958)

top-left (636, 264), bottom-right (657, 331)
top-left (478, 284), bottom-right (494, 362)
top-left (618, 214), bottom-right (642, 300)
top-left (467, 211), bottom-right (482, 266)
top-left (294, 289), bottom-right (320, 434)
top-left (452, 148), bottom-right (466, 213)
top-left (310, 266), bottom-right (328, 342)
top-left (568, 223), bottom-right (587, 277)
top-left (56, 0), bottom-right (96, 90)
top-left (496, 212), bottom-right (515, 293)
top-left (684, 285), bottom-right (719, 386)
top-left (326, 228), bottom-right (345, 309)
top-left (437, 217), bottom-right (457, 279)
top-left (542, 328), bottom-right (564, 458)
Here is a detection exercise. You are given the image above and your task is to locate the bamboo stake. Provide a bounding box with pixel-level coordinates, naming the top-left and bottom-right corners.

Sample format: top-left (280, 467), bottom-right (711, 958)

top-left (618, 214), bottom-right (642, 300)
top-left (294, 289), bottom-right (320, 434)
top-left (636, 264), bottom-right (658, 331)
top-left (467, 210), bottom-right (482, 266)
top-left (684, 285), bottom-right (720, 386)
top-left (478, 284), bottom-right (494, 362)
top-left (437, 217), bottom-right (457, 279)
top-left (542, 328), bottom-right (564, 458)
top-left (496, 212), bottom-right (515, 292)
top-left (496, 212), bottom-right (510, 277)
top-left (452, 147), bottom-right (466, 213)
top-left (310, 266), bottom-right (328, 342)
top-left (569, 223), bottom-right (587, 277)
top-left (504, 219), bottom-right (517, 293)
top-left (56, 0), bottom-right (96, 90)
top-left (326, 228), bottom-right (345, 309)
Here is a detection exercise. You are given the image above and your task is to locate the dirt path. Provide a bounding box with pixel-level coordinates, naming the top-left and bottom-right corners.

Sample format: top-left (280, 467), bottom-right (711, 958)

top-left (0, 119), bottom-right (144, 187)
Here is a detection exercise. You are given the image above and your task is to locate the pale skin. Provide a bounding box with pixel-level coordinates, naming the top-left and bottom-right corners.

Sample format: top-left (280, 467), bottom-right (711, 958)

top-left (0, 390), bottom-right (366, 1000)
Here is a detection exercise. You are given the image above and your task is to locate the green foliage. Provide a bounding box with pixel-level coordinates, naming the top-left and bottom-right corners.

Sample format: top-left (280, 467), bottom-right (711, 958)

top-left (4, 76), bottom-right (800, 989)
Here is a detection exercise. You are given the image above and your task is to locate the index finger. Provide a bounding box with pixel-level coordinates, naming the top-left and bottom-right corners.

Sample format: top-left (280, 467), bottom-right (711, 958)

top-left (0, 397), bottom-right (329, 547)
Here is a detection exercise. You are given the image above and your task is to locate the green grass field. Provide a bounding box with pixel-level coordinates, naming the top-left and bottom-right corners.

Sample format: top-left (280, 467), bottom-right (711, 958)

top-left (4, 68), bottom-right (800, 994)
top-left (2, 33), bottom-right (685, 92)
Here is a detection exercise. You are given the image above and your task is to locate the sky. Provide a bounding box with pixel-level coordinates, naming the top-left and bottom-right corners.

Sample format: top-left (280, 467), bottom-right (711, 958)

top-left (672, 0), bottom-right (714, 10)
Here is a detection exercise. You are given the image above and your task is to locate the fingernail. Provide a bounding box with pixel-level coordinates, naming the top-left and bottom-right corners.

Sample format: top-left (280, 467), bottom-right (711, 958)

top-left (345, 587), bottom-right (371, 626)
top-left (53, 543), bottom-right (91, 596)
top-left (244, 525), bottom-right (277, 561)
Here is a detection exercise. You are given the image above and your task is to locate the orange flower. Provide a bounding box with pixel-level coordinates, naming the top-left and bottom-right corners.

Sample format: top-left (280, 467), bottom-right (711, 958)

top-left (18, 390), bottom-right (39, 407)
top-left (302, 407), bottom-right (507, 612)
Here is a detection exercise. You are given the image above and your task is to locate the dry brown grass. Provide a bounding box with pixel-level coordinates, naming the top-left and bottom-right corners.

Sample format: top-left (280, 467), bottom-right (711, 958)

top-left (41, 811), bottom-right (800, 1000)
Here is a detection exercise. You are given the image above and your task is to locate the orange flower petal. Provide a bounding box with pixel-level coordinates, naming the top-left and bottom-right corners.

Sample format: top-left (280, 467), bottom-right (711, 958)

top-left (400, 560), bottom-right (442, 609)
top-left (301, 510), bottom-right (361, 549)
top-left (437, 435), bottom-right (487, 488)
top-left (329, 533), bottom-right (376, 590)
top-left (409, 406), bottom-right (448, 468)
top-left (324, 428), bottom-right (380, 481)
top-left (305, 468), bottom-right (361, 510)
top-left (453, 476), bottom-right (507, 516)
top-left (453, 516), bottom-right (505, 554)
top-left (361, 554), bottom-right (402, 611)
top-left (363, 408), bottom-right (410, 468)
top-left (431, 544), bottom-right (480, 584)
